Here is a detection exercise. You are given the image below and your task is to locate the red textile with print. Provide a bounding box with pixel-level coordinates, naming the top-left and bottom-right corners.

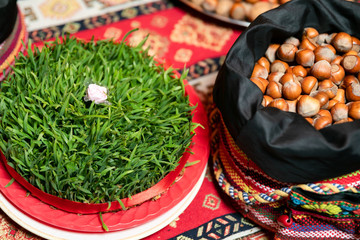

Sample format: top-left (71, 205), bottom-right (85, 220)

top-left (35, 8), bottom-right (241, 70)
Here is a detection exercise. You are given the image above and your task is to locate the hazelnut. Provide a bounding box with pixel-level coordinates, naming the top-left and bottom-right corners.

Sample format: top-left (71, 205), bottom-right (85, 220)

top-left (303, 27), bottom-right (319, 46)
top-left (303, 27), bottom-right (319, 39)
top-left (327, 99), bottom-right (339, 110)
top-left (341, 55), bottom-right (360, 74)
top-left (283, 80), bottom-right (302, 100)
top-left (268, 72), bottom-right (284, 82)
top-left (326, 33), bottom-right (337, 44)
top-left (301, 76), bottom-right (318, 95)
top-left (265, 44), bottom-right (280, 63)
top-left (333, 88), bottom-right (346, 104)
top-left (250, 77), bottom-right (267, 93)
top-left (310, 91), bottom-right (329, 108)
top-left (262, 95), bottom-right (274, 107)
top-left (322, 44), bottom-right (337, 54)
top-left (259, 77), bottom-right (269, 89)
top-left (251, 63), bottom-right (269, 79)
top-left (266, 81), bottom-right (282, 99)
top-left (316, 33), bottom-right (329, 46)
top-left (296, 49), bottom-right (315, 67)
top-left (352, 36), bottom-right (360, 45)
top-left (248, 2), bottom-right (274, 22)
top-left (297, 95), bottom-right (321, 117)
top-left (313, 116), bottom-right (332, 130)
top-left (267, 98), bottom-right (289, 111)
top-left (311, 60), bottom-right (331, 80)
top-left (333, 118), bottom-right (351, 125)
top-left (340, 75), bottom-right (359, 89)
top-left (299, 38), bottom-right (317, 51)
top-left (257, 57), bottom-right (270, 73)
top-left (331, 55), bottom-right (343, 65)
top-left (230, 2), bottom-right (246, 20)
top-left (270, 60), bottom-right (289, 73)
top-left (292, 65), bottom-right (308, 78)
top-left (305, 117), bottom-right (314, 125)
top-left (348, 101), bottom-right (360, 119)
top-left (215, 0), bottom-right (233, 16)
top-left (202, 0), bottom-right (218, 11)
top-left (351, 44), bottom-right (360, 53)
top-left (331, 32), bottom-right (353, 53)
top-left (277, 43), bottom-right (298, 62)
top-left (330, 102), bottom-right (348, 122)
top-left (279, 73), bottom-right (296, 85)
top-left (330, 64), bottom-right (345, 85)
top-left (344, 50), bottom-right (359, 56)
top-left (314, 46), bottom-right (335, 63)
top-left (315, 109), bottom-right (332, 120)
top-left (346, 82), bottom-right (360, 101)
top-left (286, 99), bottom-right (298, 112)
top-left (318, 79), bottom-right (338, 99)
top-left (318, 79), bottom-right (335, 89)
top-left (285, 37), bottom-right (300, 47)
top-left (286, 66), bottom-right (293, 74)
top-left (242, 2), bottom-right (253, 17)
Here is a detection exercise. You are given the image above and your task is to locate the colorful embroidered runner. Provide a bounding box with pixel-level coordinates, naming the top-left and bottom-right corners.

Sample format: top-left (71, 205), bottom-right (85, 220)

top-left (0, 9), bottom-right (27, 81)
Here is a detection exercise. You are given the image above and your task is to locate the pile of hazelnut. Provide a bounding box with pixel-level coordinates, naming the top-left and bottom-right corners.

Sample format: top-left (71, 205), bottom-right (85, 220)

top-left (188, 0), bottom-right (358, 23)
top-left (251, 27), bottom-right (360, 130)
top-left (189, 0), bottom-right (289, 22)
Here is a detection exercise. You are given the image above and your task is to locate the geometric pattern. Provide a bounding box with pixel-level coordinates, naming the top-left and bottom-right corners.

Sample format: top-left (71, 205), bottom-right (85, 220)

top-left (28, 1), bottom-right (174, 42)
top-left (170, 15), bottom-right (233, 52)
top-left (39, 0), bottom-right (81, 19)
top-left (0, 209), bottom-right (41, 240)
top-left (169, 213), bottom-right (261, 240)
top-left (186, 57), bottom-right (224, 80)
top-left (174, 48), bottom-right (193, 63)
top-left (203, 194), bottom-right (221, 211)
top-left (103, 27), bottom-right (123, 41)
top-left (128, 28), bottom-right (170, 57)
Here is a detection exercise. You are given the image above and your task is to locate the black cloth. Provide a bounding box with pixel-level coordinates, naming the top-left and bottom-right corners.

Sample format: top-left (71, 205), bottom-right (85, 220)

top-left (213, 0), bottom-right (360, 183)
top-left (0, 0), bottom-right (17, 44)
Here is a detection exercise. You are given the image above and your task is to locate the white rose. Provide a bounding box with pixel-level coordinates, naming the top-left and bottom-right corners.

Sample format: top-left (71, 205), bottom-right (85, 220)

top-left (85, 84), bottom-right (108, 104)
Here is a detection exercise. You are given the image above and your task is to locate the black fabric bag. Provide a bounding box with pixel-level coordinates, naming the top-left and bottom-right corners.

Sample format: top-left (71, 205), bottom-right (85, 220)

top-left (213, 0), bottom-right (360, 183)
top-left (0, 0), bottom-right (17, 44)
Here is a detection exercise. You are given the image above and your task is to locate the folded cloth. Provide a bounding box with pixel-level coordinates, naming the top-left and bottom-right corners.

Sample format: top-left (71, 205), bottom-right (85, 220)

top-left (0, 0), bottom-right (17, 44)
top-left (213, 0), bottom-right (360, 183)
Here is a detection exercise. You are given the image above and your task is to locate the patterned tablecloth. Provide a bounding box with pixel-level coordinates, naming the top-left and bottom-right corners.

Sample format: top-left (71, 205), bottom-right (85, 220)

top-left (0, 0), bottom-right (272, 239)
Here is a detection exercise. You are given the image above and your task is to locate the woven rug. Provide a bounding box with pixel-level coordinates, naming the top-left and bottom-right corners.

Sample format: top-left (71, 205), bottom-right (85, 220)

top-left (0, 0), bottom-right (274, 239)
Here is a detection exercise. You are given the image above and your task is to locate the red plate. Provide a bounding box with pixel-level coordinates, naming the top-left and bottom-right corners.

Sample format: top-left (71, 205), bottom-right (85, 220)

top-left (0, 83), bottom-right (209, 233)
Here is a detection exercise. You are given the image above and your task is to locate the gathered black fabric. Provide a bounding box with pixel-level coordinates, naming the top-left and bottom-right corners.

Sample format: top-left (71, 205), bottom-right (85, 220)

top-left (0, 0), bottom-right (17, 44)
top-left (213, 0), bottom-right (360, 183)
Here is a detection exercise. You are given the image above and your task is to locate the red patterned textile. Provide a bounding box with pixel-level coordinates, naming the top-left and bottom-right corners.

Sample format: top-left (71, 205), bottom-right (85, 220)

top-left (33, 6), bottom-right (240, 70)
top-left (145, 168), bottom-right (264, 239)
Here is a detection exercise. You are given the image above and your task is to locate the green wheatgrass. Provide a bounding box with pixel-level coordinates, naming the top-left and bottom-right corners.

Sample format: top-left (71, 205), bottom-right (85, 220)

top-left (0, 32), bottom-right (196, 204)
